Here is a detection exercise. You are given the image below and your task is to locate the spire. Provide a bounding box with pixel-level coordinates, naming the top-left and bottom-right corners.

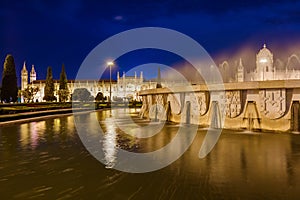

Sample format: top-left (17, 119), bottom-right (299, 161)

top-left (22, 61), bottom-right (27, 72)
top-left (263, 43), bottom-right (266, 48)
top-left (156, 67), bottom-right (162, 88)
top-left (21, 61), bottom-right (28, 91)
top-left (140, 71), bottom-right (143, 81)
top-left (238, 58), bottom-right (243, 68)
top-left (31, 64), bottom-right (36, 73)
top-left (237, 58), bottom-right (244, 82)
top-left (117, 71), bottom-right (120, 80)
top-left (30, 64), bottom-right (37, 83)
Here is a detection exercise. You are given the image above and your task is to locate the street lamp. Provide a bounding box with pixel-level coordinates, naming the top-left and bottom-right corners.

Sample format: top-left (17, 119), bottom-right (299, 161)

top-left (107, 61), bottom-right (114, 102)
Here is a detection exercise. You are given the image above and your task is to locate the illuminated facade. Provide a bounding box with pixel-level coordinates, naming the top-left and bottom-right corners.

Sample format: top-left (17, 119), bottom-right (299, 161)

top-left (251, 44), bottom-right (300, 81)
top-left (222, 44), bottom-right (300, 82)
top-left (20, 66), bottom-right (157, 102)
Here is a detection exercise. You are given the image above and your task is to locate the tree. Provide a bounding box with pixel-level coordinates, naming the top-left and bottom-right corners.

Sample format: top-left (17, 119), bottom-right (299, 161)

top-left (1, 54), bottom-right (18, 102)
top-left (43, 66), bottom-right (56, 101)
top-left (58, 64), bottom-right (69, 102)
top-left (72, 88), bottom-right (93, 102)
top-left (22, 86), bottom-right (39, 103)
top-left (95, 92), bottom-right (104, 102)
top-left (58, 89), bottom-right (69, 102)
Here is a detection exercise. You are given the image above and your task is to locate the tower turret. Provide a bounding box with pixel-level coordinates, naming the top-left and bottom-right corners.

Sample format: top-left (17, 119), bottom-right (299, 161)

top-left (156, 67), bottom-right (162, 88)
top-left (30, 64), bottom-right (36, 83)
top-left (140, 71), bottom-right (143, 84)
top-left (21, 62), bottom-right (28, 90)
top-left (237, 58), bottom-right (244, 82)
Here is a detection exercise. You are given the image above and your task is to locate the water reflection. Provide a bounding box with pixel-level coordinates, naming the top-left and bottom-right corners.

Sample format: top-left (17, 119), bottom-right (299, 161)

top-left (102, 118), bottom-right (117, 168)
top-left (20, 124), bottom-right (30, 148)
top-left (1, 110), bottom-right (300, 199)
top-left (20, 123), bottom-right (39, 149)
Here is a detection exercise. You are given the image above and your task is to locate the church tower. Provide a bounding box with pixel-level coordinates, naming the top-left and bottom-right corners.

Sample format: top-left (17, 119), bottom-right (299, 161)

top-left (140, 71), bottom-right (143, 83)
top-left (156, 67), bottom-right (162, 88)
top-left (30, 65), bottom-right (36, 83)
top-left (21, 62), bottom-right (28, 90)
top-left (256, 44), bottom-right (274, 81)
top-left (117, 71), bottom-right (120, 81)
top-left (237, 58), bottom-right (244, 82)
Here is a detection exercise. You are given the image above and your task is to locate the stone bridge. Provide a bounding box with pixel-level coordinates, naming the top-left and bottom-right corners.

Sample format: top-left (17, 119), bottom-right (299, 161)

top-left (138, 80), bottom-right (300, 132)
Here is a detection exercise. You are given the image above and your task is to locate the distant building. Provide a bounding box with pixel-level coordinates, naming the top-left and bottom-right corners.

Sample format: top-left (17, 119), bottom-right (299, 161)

top-left (20, 65), bottom-right (157, 102)
top-left (21, 44), bottom-right (297, 102)
top-left (222, 44), bottom-right (300, 82)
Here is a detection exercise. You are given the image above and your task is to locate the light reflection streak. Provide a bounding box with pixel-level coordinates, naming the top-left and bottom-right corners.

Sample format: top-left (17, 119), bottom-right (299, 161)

top-left (54, 118), bottom-right (61, 133)
top-left (67, 116), bottom-right (74, 133)
top-left (20, 124), bottom-right (29, 147)
top-left (102, 118), bottom-right (117, 168)
top-left (30, 122), bottom-right (38, 149)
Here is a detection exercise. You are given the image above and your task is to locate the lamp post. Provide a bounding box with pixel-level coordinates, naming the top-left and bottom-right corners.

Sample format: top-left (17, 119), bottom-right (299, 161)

top-left (107, 61), bottom-right (114, 102)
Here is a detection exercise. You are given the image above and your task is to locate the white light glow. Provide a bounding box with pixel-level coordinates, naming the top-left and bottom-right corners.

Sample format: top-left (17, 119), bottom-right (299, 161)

top-left (103, 118), bottom-right (117, 168)
top-left (259, 58), bottom-right (268, 63)
top-left (107, 61), bottom-right (114, 66)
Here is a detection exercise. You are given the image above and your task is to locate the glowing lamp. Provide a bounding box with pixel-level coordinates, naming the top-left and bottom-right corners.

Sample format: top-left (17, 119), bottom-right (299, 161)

top-left (107, 61), bottom-right (114, 66)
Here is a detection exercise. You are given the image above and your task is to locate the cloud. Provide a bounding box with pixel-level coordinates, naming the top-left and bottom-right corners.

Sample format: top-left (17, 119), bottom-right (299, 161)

top-left (114, 15), bottom-right (124, 21)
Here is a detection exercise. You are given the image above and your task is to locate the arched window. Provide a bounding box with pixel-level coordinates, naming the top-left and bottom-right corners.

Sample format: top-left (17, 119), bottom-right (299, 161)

top-left (266, 66), bottom-right (269, 72)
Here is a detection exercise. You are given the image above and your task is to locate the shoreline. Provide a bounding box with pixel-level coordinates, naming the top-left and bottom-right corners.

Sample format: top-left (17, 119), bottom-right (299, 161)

top-left (0, 108), bottom-right (94, 126)
top-left (0, 106), bottom-right (141, 126)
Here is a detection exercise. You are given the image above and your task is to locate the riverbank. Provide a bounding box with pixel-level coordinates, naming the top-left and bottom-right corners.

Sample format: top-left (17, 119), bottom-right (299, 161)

top-left (0, 101), bottom-right (142, 115)
top-left (0, 101), bottom-right (142, 126)
top-left (0, 108), bottom-right (92, 126)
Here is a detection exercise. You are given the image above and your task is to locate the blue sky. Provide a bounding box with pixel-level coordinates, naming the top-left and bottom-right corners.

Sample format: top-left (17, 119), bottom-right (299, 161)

top-left (1, 0), bottom-right (300, 85)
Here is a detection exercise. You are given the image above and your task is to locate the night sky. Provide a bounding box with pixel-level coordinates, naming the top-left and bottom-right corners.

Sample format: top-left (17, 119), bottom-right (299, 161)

top-left (1, 0), bottom-right (300, 85)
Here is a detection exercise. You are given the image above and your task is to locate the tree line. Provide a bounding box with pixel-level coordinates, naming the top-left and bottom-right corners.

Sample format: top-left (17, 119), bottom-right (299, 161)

top-left (0, 54), bottom-right (105, 103)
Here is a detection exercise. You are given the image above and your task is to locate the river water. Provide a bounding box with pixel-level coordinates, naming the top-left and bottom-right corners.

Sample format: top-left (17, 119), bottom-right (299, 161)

top-left (1, 108), bottom-right (300, 199)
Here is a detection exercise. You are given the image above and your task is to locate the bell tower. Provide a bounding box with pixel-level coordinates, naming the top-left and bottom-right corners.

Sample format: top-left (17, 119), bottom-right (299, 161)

top-left (21, 62), bottom-right (28, 90)
top-left (30, 65), bottom-right (36, 83)
top-left (237, 58), bottom-right (244, 82)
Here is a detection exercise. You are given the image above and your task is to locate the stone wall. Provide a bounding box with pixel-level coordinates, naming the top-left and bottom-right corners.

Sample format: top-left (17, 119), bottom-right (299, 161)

top-left (138, 80), bottom-right (300, 132)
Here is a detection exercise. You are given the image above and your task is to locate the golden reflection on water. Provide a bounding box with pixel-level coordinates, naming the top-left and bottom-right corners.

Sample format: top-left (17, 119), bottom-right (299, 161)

top-left (29, 122), bottom-right (38, 149)
top-left (20, 124), bottom-right (29, 147)
top-left (20, 122), bottom-right (39, 149)
top-left (53, 118), bottom-right (61, 133)
top-left (2, 110), bottom-right (300, 199)
top-left (19, 116), bottom-right (76, 149)
top-left (67, 116), bottom-right (74, 133)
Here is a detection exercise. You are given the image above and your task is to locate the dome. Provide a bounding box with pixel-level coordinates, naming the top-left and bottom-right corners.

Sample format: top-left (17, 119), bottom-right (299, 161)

top-left (257, 44), bottom-right (273, 58)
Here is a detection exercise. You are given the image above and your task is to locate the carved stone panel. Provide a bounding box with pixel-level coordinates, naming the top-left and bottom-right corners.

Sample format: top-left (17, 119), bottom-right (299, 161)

top-left (189, 92), bottom-right (208, 116)
top-left (167, 94), bottom-right (181, 115)
top-left (225, 91), bottom-right (242, 118)
top-left (259, 89), bottom-right (286, 119)
top-left (149, 104), bottom-right (165, 120)
top-left (156, 94), bottom-right (164, 106)
top-left (147, 95), bottom-right (153, 107)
